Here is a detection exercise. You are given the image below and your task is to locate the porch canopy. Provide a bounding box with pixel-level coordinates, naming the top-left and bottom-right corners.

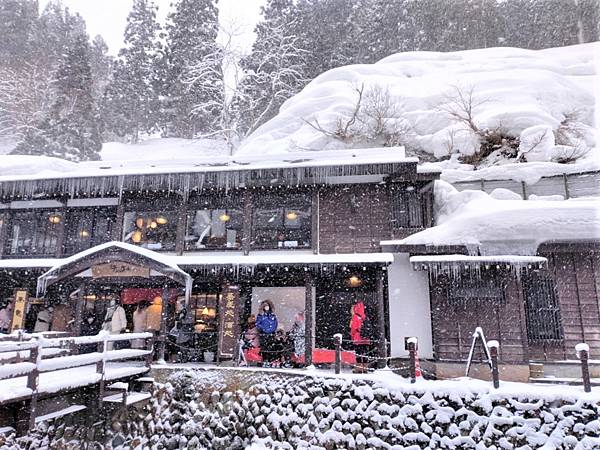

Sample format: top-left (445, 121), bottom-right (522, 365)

top-left (36, 241), bottom-right (193, 304)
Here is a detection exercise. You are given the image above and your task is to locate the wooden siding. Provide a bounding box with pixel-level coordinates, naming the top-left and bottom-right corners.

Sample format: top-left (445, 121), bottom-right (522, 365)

top-left (430, 275), bottom-right (527, 363)
top-left (318, 185), bottom-right (392, 254)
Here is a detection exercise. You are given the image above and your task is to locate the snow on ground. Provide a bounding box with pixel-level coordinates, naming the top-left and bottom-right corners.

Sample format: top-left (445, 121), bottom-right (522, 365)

top-left (383, 180), bottom-right (600, 255)
top-left (238, 42), bottom-right (598, 178)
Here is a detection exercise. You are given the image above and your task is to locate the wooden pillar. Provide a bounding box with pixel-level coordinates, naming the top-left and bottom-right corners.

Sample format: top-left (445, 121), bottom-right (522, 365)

top-left (304, 274), bottom-right (314, 367)
top-left (113, 201), bottom-right (125, 241)
top-left (72, 284), bottom-right (85, 338)
top-left (376, 267), bottom-right (387, 369)
top-left (55, 202), bottom-right (68, 258)
top-left (175, 196), bottom-right (188, 255)
top-left (242, 190), bottom-right (252, 256)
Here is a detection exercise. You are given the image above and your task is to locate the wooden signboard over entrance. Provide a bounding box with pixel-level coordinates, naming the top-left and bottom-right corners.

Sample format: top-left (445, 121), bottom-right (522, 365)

top-left (10, 290), bottom-right (27, 332)
top-left (92, 262), bottom-right (150, 279)
top-left (218, 284), bottom-right (241, 360)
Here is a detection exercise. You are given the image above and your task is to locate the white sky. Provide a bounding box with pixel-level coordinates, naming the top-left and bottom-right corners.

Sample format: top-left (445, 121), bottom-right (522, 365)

top-left (39, 0), bottom-right (265, 56)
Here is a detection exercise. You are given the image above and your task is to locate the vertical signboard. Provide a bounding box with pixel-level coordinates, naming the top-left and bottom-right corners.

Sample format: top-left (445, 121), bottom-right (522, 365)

top-left (10, 290), bottom-right (28, 332)
top-left (218, 284), bottom-right (240, 360)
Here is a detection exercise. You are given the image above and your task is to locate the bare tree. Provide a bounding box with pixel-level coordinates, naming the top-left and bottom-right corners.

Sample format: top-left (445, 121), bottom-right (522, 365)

top-left (0, 63), bottom-right (53, 141)
top-left (438, 84), bottom-right (489, 135)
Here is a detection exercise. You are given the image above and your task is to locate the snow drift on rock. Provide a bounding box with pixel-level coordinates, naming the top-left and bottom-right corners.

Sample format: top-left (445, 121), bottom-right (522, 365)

top-left (238, 43), bottom-right (598, 166)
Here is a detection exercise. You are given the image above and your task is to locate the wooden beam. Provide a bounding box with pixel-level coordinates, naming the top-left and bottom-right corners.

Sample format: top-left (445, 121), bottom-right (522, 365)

top-left (72, 284), bottom-right (85, 338)
top-left (175, 196), bottom-right (187, 255)
top-left (242, 190), bottom-right (252, 256)
top-left (304, 274), bottom-right (314, 367)
top-left (311, 189), bottom-right (319, 255)
top-left (156, 286), bottom-right (169, 362)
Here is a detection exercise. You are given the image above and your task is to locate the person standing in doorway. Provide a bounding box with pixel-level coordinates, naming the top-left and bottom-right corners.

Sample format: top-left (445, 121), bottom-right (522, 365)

top-left (256, 299), bottom-right (278, 367)
top-left (102, 296), bottom-right (127, 350)
top-left (350, 300), bottom-right (372, 373)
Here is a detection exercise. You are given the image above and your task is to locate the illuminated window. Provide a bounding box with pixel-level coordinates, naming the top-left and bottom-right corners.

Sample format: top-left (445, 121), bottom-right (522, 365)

top-left (122, 210), bottom-right (178, 251)
top-left (185, 195), bottom-right (243, 251)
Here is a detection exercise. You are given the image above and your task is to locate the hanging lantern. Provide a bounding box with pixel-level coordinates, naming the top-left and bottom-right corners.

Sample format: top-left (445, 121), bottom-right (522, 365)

top-left (219, 212), bottom-right (231, 222)
top-left (48, 214), bottom-right (61, 224)
top-left (156, 215), bottom-right (168, 225)
top-left (150, 221), bottom-right (158, 229)
top-left (135, 217), bottom-right (145, 228)
top-left (286, 211), bottom-right (298, 220)
top-left (79, 230), bottom-right (90, 238)
top-left (132, 230), bottom-right (143, 243)
top-left (347, 275), bottom-right (362, 287)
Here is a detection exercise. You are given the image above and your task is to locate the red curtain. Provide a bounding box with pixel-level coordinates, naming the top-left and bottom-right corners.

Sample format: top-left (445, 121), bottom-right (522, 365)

top-left (121, 288), bottom-right (179, 304)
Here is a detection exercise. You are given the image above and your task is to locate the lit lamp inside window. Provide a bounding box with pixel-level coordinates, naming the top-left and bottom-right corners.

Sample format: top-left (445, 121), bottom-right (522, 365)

top-left (79, 230), bottom-right (90, 238)
top-left (286, 211), bottom-right (298, 220)
top-left (48, 214), bottom-right (61, 224)
top-left (347, 275), bottom-right (362, 287)
top-left (149, 221), bottom-right (158, 229)
top-left (132, 230), bottom-right (143, 243)
top-left (219, 212), bottom-right (231, 222)
top-left (156, 215), bottom-right (168, 225)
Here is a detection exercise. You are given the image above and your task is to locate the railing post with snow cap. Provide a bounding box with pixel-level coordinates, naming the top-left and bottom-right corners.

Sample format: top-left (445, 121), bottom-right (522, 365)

top-left (97, 332), bottom-right (108, 401)
top-left (27, 338), bottom-right (43, 430)
top-left (145, 334), bottom-right (155, 369)
top-left (333, 333), bottom-right (342, 374)
top-left (488, 340), bottom-right (500, 389)
top-left (576, 343), bottom-right (591, 393)
top-left (407, 337), bottom-right (417, 384)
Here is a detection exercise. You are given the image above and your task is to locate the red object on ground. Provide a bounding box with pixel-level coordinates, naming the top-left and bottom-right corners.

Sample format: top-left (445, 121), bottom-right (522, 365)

top-left (121, 288), bottom-right (178, 304)
top-left (415, 350), bottom-right (423, 378)
top-left (244, 348), bottom-right (356, 365)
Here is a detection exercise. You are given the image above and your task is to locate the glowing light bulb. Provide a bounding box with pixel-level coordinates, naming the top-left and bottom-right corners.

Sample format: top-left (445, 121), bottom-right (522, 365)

top-left (219, 213), bottom-right (231, 222)
top-left (286, 211), bottom-right (298, 220)
top-left (132, 230), bottom-right (143, 243)
top-left (156, 216), bottom-right (168, 225)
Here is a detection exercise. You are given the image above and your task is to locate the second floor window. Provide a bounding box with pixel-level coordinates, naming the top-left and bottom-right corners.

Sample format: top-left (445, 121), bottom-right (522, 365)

top-left (391, 185), bottom-right (426, 229)
top-left (252, 193), bottom-right (312, 249)
top-left (6, 210), bottom-right (62, 256)
top-left (185, 198), bottom-right (244, 250)
top-left (64, 208), bottom-right (116, 255)
top-left (122, 209), bottom-right (178, 251)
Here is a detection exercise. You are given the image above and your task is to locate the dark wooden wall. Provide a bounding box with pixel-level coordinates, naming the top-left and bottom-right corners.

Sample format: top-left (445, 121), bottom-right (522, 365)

top-left (318, 185), bottom-right (392, 254)
top-left (429, 275), bottom-right (528, 363)
top-left (430, 249), bottom-right (600, 363)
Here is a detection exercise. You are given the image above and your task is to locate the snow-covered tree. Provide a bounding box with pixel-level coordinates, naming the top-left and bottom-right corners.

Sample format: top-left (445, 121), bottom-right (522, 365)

top-left (102, 0), bottom-right (161, 142)
top-left (159, 0), bottom-right (222, 138)
top-left (13, 34), bottom-right (102, 161)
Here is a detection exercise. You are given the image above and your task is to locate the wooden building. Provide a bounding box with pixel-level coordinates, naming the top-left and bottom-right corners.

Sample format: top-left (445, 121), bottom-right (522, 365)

top-left (0, 148), bottom-right (438, 366)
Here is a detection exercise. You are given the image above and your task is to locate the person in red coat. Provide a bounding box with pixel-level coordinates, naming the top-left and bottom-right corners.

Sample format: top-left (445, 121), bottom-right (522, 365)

top-left (350, 301), bottom-right (372, 373)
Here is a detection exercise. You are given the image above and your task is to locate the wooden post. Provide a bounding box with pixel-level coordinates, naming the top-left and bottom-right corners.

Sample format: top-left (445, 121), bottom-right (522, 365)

top-left (311, 190), bottom-right (319, 255)
top-left (488, 340), bottom-right (500, 389)
top-left (562, 173), bottom-right (570, 199)
top-left (27, 339), bottom-right (42, 430)
top-left (97, 333), bottom-right (107, 403)
top-left (73, 284), bottom-right (85, 339)
top-left (175, 196), bottom-right (188, 255)
top-left (521, 181), bottom-right (527, 200)
top-left (156, 287), bottom-right (169, 363)
top-left (242, 191), bottom-right (252, 256)
top-left (408, 338), bottom-right (416, 384)
top-left (145, 334), bottom-right (155, 368)
top-left (304, 274), bottom-right (314, 367)
top-left (376, 267), bottom-right (387, 369)
top-left (576, 343), bottom-right (591, 393)
top-left (333, 333), bottom-right (342, 374)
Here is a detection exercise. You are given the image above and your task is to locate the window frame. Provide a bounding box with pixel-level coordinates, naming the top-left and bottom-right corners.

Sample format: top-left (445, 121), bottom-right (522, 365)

top-left (63, 207), bottom-right (117, 255)
top-left (5, 209), bottom-right (63, 257)
top-left (121, 198), bottom-right (180, 252)
top-left (390, 183), bottom-right (428, 230)
top-left (522, 274), bottom-right (564, 343)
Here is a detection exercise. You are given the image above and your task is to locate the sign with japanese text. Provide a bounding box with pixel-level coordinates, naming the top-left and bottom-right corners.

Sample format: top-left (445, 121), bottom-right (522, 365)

top-left (218, 284), bottom-right (241, 359)
top-left (10, 290), bottom-right (27, 332)
top-left (92, 262), bottom-right (150, 279)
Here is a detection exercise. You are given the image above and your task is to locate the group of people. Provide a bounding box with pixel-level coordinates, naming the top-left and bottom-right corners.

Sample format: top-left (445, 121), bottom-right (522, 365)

top-left (243, 299), bottom-right (305, 368)
top-left (242, 298), bottom-right (374, 371)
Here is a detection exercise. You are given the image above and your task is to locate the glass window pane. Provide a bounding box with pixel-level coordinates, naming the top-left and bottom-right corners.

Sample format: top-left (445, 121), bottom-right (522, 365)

top-left (185, 207), bottom-right (243, 250)
top-left (122, 210), bottom-right (178, 251)
top-left (252, 194), bottom-right (312, 249)
top-left (7, 210), bottom-right (61, 256)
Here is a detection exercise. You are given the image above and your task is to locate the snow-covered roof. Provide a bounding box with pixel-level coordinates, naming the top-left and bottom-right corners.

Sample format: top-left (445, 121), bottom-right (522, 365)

top-left (238, 43), bottom-right (598, 167)
top-left (1, 250), bottom-right (394, 272)
top-left (382, 181), bottom-right (600, 256)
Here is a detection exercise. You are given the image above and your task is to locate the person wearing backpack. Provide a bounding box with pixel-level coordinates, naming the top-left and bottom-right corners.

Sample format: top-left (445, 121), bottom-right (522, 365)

top-left (256, 299), bottom-right (278, 367)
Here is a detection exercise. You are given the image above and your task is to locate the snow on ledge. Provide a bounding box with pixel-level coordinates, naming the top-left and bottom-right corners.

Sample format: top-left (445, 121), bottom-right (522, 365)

top-left (410, 255), bottom-right (547, 265)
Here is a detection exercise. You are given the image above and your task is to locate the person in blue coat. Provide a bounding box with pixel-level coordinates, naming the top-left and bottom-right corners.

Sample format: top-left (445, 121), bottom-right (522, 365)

top-left (256, 299), bottom-right (278, 366)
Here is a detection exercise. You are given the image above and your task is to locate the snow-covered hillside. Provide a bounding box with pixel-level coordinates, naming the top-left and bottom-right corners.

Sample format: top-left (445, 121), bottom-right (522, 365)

top-left (238, 43), bottom-right (598, 172)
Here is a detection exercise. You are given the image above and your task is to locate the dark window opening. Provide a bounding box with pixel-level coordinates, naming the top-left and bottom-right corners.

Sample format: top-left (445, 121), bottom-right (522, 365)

top-left (391, 185), bottom-right (425, 229)
top-left (6, 210), bottom-right (62, 257)
top-left (251, 193), bottom-right (311, 249)
top-left (122, 206), bottom-right (178, 251)
top-left (446, 277), bottom-right (506, 306)
top-left (523, 276), bottom-right (563, 343)
top-left (64, 208), bottom-right (117, 255)
top-left (185, 195), bottom-right (243, 251)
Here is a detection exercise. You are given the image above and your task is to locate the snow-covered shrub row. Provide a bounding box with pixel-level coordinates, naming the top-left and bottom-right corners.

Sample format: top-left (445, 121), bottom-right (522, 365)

top-left (1, 369), bottom-right (599, 450)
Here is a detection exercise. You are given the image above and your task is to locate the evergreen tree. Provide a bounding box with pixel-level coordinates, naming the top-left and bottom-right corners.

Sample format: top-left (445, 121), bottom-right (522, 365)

top-left (160, 0), bottom-right (222, 138)
top-left (89, 35), bottom-right (113, 102)
top-left (102, 0), bottom-right (161, 142)
top-left (14, 34), bottom-right (102, 161)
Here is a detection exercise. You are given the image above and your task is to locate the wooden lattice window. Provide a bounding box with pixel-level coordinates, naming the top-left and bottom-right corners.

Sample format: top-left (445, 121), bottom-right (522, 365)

top-left (523, 276), bottom-right (563, 343)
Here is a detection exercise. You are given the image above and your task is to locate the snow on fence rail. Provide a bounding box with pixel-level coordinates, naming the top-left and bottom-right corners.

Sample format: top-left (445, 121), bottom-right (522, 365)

top-left (0, 330), bottom-right (154, 428)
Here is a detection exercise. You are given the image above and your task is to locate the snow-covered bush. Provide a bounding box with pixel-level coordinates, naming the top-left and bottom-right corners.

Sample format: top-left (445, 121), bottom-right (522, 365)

top-left (2, 369), bottom-right (598, 450)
